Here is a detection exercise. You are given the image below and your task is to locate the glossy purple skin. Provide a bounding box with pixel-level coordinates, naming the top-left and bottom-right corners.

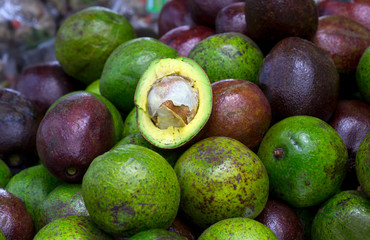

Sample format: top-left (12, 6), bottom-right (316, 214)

top-left (159, 25), bottom-right (215, 57)
top-left (256, 199), bottom-right (304, 240)
top-left (318, 0), bottom-right (370, 29)
top-left (36, 92), bottom-right (115, 183)
top-left (0, 88), bottom-right (40, 153)
top-left (158, 0), bottom-right (194, 37)
top-left (12, 61), bottom-right (81, 115)
top-left (187, 0), bottom-right (244, 27)
top-left (0, 189), bottom-right (34, 240)
top-left (215, 2), bottom-right (247, 34)
top-left (313, 15), bottom-right (370, 74)
top-left (329, 99), bottom-right (370, 189)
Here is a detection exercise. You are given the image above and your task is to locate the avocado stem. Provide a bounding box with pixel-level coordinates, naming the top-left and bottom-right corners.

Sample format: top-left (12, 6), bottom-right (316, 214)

top-left (273, 148), bottom-right (285, 160)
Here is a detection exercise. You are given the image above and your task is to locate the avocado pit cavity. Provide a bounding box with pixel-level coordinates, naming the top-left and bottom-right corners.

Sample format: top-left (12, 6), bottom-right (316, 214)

top-left (147, 75), bottom-right (199, 129)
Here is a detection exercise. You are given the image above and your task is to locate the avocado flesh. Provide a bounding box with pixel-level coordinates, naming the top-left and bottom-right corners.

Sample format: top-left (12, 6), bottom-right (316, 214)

top-left (147, 75), bottom-right (199, 129)
top-left (135, 57), bottom-right (212, 149)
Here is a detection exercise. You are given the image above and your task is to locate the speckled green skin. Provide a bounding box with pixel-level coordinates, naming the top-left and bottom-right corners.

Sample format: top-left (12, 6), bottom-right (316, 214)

top-left (257, 116), bottom-right (348, 208)
top-left (5, 164), bottom-right (62, 222)
top-left (116, 132), bottom-right (181, 167)
top-left (188, 32), bottom-right (264, 83)
top-left (55, 6), bottom-right (136, 85)
top-left (198, 217), bottom-right (278, 240)
top-left (34, 183), bottom-right (89, 231)
top-left (82, 144), bottom-right (180, 237)
top-left (129, 229), bottom-right (186, 240)
top-left (311, 190), bottom-right (370, 240)
top-left (0, 159), bottom-right (11, 188)
top-left (34, 215), bottom-right (112, 240)
top-left (100, 37), bottom-right (179, 113)
top-left (356, 132), bottom-right (370, 197)
top-left (122, 107), bottom-right (140, 138)
top-left (174, 136), bottom-right (269, 230)
top-left (357, 46), bottom-right (370, 104)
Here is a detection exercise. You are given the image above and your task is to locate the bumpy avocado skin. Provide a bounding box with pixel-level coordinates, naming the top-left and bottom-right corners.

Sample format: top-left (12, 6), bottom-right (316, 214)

top-left (188, 32), bottom-right (264, 83)
top-left (100, 37), bottom-right (179, 113)
top-left (55, 7), bottom-right (136, 85)
top-left (311, 190), bottom-right (370, 240)
top-left (34, 183), bottom-right (89, 231)
top-left (116, 132), bottom-right (181, 167)
top-left (174, 136), bottom-right (269, 229)
top-left (257, 116), bottom-right (348, 208)
top-left (356, 132), bottom-right (370, 197)
top-left (129, 229), bottom-right (186, 240)
top-left (34, 215), bottom-right (112, 240)
top-left (5, 164), bottom-right (63, 222)
top-left (82, 144), bottom-right (180, 237)
top-left (0, 159), bottom-right (11, 188)
top-left (198, 217), bottom-right (278, 240)
top-left (357, 46), bottom-right (370, 104)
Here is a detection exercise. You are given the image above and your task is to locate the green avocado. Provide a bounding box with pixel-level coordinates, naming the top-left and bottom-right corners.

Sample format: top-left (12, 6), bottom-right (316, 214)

top-left (116, 132), bottom-right (181, 167)
top-left (55, 6), bottom-right (136, 85)
top-left (82, 144), bottom-right (180, 237)
top-left (34, 183), bottom-right (89, 231)
top-left (357, 46), bottom-right (370, 104)
top-left (356, 132), bottom-right (370, 197)
top-left (129, 229), bottom-right (186, 240)
top-left (122, 107), bottom-right (140, 138)
top-left (188, 32), bottom-right (264, 83)
top-left (174, 136), bottom-right (269, 229)
top-left (198, 217), bottom-right (278, 240)
top-left (257, 115), bottom-right (348, 208)
top-left (0, 159), bottom-right (11, 188)
top-left (100, 37), bottom-right (179, 113)
top-left (311, 190), bottom-right (370, 240)
top-left (5, 164), bottom-right (63, 222)
top-left (34, 215), bottom-right (112, 240)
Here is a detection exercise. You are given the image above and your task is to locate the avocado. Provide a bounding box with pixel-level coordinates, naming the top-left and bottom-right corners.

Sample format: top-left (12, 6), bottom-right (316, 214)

top-left (356, 133), bottom-right (370, 197)
top-left (36, 92), bottom-right (116, 183)
top-left (188, 32), bottom-right (264, 84)
top-left (311, 190), bottom-right (370, 240)
top-left (55, 6), bottom-right (136, 85)
top-left (129, 229), bottom-right (186, 240)
top-left (198, 217), bottom-right (278, 239)
top-left (100, 37), bottom-right (179, 113)
top-left (34, 215), bottom-right (112, 240)
top-left (255, 199), bottom-right (304, 240)
top-left (5, 164), bottom-right (63, 223)
top-left (35, 183), bottom-right (89, 231)
top-left (82, 144), bottom-right (180, 237)
top-left (174, 136), bottom-right (269, 229)
top-left (257, 37), bottom-right (340, 123)
top-left (0, 188), bottom-right (34, 240)
top-left (116, 132), bottom-right (181, 167)
top-left (134, 57), bottom-right (212, 149)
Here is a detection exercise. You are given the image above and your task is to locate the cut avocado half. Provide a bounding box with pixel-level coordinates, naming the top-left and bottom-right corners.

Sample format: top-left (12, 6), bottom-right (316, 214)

top-left (135, 57), bottom-right (212, 149)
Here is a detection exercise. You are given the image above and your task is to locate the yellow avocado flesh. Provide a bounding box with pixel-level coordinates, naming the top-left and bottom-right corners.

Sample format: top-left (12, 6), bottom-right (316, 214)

top-left (135, 57), bottom-right (212, 149)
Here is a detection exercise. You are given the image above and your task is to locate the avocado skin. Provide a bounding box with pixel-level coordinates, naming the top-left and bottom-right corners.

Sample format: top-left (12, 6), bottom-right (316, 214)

top-left (244, 0), bottom-right (318, 54)
top-left (311, 190), bottom-right (370, 240)
top-left (257, 37), bottom-right (339, 123)
top-left (100, 37), bottom-right (179, 113)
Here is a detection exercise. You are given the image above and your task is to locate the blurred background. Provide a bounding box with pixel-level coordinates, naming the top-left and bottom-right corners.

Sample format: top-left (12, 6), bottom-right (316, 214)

top-left (0, 0), bottom-right (166, 87)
